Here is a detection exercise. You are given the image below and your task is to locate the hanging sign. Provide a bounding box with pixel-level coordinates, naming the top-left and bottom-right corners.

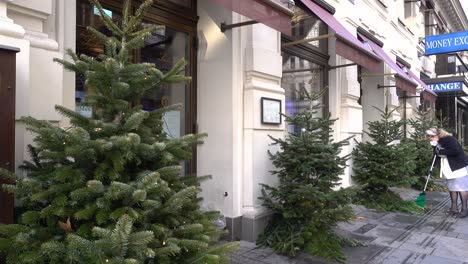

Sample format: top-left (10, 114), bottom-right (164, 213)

top-left (425, 31), bottom-right (468, 55)
top-left (427, 82), bottom-right (463, 92)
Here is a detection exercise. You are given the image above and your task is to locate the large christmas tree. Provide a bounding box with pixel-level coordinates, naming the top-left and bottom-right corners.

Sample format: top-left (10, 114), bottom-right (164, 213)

top-left (257, 90), bottom-right (356, 263)
top-left (352, 106), bottom-right (420, 212)
top-left (0, 0), bottom-right (237, 263)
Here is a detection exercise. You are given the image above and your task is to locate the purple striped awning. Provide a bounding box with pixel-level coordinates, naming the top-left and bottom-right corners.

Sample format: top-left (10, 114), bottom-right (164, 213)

top-left (407, 70), bottom-right (437, 103)
top-left (358, 32), bottom-right (418, 94)
top-left (299, 0), bottom-right (382, 73)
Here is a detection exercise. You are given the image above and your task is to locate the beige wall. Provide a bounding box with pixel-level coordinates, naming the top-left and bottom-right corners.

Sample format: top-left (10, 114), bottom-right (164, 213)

top-left (0, 0), bottom-right (75, 174)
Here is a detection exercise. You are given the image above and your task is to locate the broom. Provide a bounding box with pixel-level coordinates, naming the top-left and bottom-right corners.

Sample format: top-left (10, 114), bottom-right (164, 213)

top-left (415, 154), bottom-right (437, 207)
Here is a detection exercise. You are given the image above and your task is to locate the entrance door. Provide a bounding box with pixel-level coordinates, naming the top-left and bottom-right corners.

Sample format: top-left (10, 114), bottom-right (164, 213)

top-left (0, 45), bottom-right (19, 224)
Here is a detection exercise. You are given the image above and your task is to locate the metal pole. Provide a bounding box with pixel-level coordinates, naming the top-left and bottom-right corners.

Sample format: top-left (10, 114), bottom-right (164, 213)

top-left (220, 20), bottom-right (258, 32)
top-left (282, 34), bottom-right (335, 47)
top-left (455, 97), bottom-right (458, 136)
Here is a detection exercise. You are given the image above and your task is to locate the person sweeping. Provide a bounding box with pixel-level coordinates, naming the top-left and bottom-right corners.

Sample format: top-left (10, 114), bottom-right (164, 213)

top-left (426, 128), bottom-right (468, 218)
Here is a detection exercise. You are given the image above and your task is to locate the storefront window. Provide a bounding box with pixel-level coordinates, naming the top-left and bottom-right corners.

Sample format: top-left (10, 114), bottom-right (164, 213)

top-left (281, 52), bottom-right (326, 133)
top-left (76, 0), bottom-right (191, 139)
top-left (290, 3), bottom-right (328, 52)
top-left (140, 22), bottom-right (189, 138)
top-left (281, 2), bottom-right (328, 134)
top-left (166, 0), bottom-right (192, 8)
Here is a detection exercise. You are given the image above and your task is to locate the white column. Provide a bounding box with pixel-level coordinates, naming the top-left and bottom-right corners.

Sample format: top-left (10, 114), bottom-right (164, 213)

top-left (241, 22), bottom-right (284, 241)
top-left (56, 0), bottom-right (76, 124)
top-left (197, 0), bottom-right (240, 220)
top-left (360, 67), bottom-right (386, 142)
top-left (329, 55), bottom-right (363, 187)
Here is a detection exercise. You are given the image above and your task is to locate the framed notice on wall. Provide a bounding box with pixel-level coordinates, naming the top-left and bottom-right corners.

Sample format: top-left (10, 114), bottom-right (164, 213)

top-left (261, 97), bottom-right (282, 125)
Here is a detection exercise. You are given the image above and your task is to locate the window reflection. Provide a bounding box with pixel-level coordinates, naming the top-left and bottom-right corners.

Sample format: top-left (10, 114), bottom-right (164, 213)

top-left (282, 52), bottom-right (325, 133)
top-left (76, 0), bottom-right (190, 140)
top-left (291, 5), bottom-right (327, 51)
top-left (166, 0), bottom-right (192, 8)
top-left (140, 22), bottom-right (189, 139)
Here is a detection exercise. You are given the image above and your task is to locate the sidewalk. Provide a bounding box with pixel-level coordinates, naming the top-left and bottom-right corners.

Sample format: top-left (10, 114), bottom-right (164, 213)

top-left (230, 188), bottom-right (468, 264)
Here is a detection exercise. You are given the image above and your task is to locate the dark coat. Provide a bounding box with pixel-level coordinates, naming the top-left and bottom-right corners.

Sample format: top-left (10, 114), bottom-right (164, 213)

top-left (437, 136), bottom-right (468, 171)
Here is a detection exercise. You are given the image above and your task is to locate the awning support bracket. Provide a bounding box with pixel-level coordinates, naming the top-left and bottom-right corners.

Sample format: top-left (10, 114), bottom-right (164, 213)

top-left (282, 33), bottom-right (335, 47)
top-left (221, 20), bottom-right (259, 32)
top-left (401, 95), bottom-right (421, 98)
top-left (377, 85), bottom-right (397, 89)
top-left (360, 73), bottom-right (396, 78)
top-left (329, 63), bottom-right (357, 70)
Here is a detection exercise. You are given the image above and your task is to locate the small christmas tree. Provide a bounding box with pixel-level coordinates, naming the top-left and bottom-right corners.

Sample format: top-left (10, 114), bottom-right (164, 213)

top-left (257, 90), bottom-right (356, 263)
top-left (407, 107), bottom-right (440, 190)
top-left (0, 0), bottom-right (238, 263)
top-left (352, 106), bottom-right (420, 213)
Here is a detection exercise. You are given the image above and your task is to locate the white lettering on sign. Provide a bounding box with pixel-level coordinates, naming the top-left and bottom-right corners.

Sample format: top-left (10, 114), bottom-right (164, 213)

top-left (428, 82), bottom-right (463, 92)
top-left (454, 36), bottom-right (468, 46)
top-left (425, 31), bottom-right (468, 55)
top-left (426, 38), bottom-right (452, 49)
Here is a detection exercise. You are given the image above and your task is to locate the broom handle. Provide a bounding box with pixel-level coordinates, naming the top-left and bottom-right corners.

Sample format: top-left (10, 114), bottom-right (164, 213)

top-left (423, 154), bottom-right (437, 192)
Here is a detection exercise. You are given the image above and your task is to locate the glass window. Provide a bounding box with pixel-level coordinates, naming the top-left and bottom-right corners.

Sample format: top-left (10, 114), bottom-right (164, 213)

top-left (76, 1), bottom-right (124, 117)
top-left (166, 0), bottom-right (192, 8)
top-left (76, 0), bottom-right (191, 139)
top-left (140, 22), bottom-right (189, 139)
top-left (290, 4), bottom-right (328, 52)
top-left (282, 52), bottom-right (326, 133)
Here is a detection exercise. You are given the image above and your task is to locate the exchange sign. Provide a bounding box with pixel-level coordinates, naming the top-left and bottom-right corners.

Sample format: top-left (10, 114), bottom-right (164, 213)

top-left (425, 31), bottom-right (468, 55)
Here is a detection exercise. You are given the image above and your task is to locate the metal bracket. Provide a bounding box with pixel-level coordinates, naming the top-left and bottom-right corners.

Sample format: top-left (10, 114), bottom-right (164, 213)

top-left (221, 20), bottom-right (258, 32)
top-left (282, 33), bottom-right (335, 47)
top-left (401, 95), bottom-right (421, 98)
top-left (329, 63), bottom-right (357, 70)
top-left (377, 85), bottom-right (397, 89)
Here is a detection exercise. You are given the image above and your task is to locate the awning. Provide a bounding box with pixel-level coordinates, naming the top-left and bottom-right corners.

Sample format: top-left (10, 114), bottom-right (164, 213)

top-left (208, 0), bottom-right (293, 35)
top-left (407, 70), bottom-right (437, 103)
top-left (357, 32), bottom-right (418, 94)
top-left (299, 0), bottom-right (381, 73)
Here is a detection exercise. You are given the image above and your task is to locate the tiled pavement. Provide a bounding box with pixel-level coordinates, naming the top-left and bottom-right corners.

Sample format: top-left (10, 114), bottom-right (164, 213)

top-left (230, 188), bottom-right (468, 264)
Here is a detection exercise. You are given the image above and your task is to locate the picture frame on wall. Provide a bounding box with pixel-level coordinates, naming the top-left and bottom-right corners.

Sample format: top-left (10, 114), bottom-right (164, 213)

top-left (261, 97), bottom-right (282, 125)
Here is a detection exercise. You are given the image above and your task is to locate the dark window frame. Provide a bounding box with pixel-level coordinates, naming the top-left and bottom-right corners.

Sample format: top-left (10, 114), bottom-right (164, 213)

top-left (76, 0), bottom-right (198, 173)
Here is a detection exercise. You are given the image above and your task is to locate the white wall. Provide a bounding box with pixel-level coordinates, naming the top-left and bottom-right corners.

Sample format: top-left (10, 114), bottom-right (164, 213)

top-left (197, 0), bottom-right (284, 219)
top-left (0, 0), bottom-right (73, 173)
top-left (197, 0), bottom-right (238, 217)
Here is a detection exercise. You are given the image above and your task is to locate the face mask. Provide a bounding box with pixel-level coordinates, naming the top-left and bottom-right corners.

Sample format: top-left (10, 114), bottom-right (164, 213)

top-left (430, 140), bottom-right (438, 147)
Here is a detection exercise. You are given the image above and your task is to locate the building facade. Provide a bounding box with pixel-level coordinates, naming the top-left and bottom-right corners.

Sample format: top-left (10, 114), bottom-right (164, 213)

top-left (0, 0), bottom-right (466, 241)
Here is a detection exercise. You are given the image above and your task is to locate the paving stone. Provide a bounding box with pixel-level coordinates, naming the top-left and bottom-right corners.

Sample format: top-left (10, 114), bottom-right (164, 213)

top-left (456, 233), bottom-right (468, 240)
top-left (334, 228), bottom-right (377, 244)
top-left (336, 220), bottom-right (368, 232)
top-left (379, 213), bottom-right (420, 229)
top-left (341, 244), bottom-right (387, 264)
top-left (364, 226), bottom-right (407, 246)
top-left (354, 223), bottom-right (378, 234)
top-left (418, 255), bottom-right (464, 264)
top-left (368, 247), bottom-right (425, 264)
top-left (449, 218), bottom-right (468, 235)
top-left (444, 231), bottom-right (460, 238)
top-left (431, 236), bottom-right (468, 262)
top-left (357, 210), bottom-right (388, 220)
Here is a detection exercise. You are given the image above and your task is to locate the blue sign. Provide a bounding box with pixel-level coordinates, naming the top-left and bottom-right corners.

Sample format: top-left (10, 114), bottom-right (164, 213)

top-left (427, 82), bottom-right (463, 92)
top-left (425, 31), bottom-right (468, 55)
